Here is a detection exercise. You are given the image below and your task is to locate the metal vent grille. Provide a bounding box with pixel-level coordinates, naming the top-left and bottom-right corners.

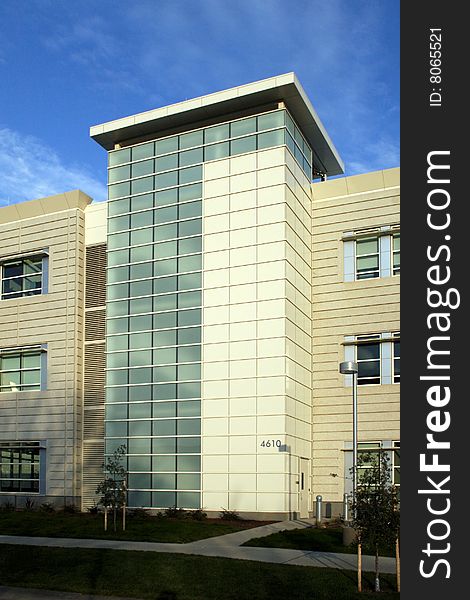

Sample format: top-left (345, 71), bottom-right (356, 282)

top-left (82, 441), bottom-right (105, 508)
top-left (85, 310), bottom-right (106, 342)
top-left (84, 343), bottom-right (105, 406)
top-left (83, 407), bottom-right (105, 439)
top-left (85, 244), bottom-right (107, 309)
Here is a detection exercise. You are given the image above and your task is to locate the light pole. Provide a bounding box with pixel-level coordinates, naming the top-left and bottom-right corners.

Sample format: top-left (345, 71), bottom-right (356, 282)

top-left (339, 361), bottom-right (359, 515)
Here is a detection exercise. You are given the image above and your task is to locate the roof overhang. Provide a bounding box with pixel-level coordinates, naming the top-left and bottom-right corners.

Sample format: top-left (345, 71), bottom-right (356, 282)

top-left (90, 72), bottom-right (344, 176)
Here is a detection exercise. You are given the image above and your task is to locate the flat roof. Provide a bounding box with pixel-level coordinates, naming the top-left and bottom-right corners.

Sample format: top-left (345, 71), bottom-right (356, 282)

top-left (90, 73), bottom-right (344, 176)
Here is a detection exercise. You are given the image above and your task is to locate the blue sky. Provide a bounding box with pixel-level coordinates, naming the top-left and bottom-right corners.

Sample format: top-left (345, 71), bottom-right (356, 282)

top-left (0, 0), bottom-right (399, 206)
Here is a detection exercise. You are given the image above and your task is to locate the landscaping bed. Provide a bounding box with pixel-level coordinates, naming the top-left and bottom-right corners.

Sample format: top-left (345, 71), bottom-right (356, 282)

top-left (243, 524), bottom-right (395, 557)
top-left (0, 508), bottom-right (272, 544)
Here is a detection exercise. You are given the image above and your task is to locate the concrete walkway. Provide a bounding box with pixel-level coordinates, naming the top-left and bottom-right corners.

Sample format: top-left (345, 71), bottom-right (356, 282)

top-left (0, 518), bottom-right (396, 573)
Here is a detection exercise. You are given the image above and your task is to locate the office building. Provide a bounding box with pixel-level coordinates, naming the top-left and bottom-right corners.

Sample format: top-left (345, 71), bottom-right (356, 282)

top-left (0, 74), bottom-right (399, 518)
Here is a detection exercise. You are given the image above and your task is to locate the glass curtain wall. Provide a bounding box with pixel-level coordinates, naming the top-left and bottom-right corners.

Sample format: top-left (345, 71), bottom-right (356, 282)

top-left (105, 108), bottom-right (312, 509)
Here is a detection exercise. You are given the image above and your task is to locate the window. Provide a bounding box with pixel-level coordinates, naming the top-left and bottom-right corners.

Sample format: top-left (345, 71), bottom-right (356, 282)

top-left (0, 442), bottom-right (41, 493)
top-left (357, 442), bottom-right (381, 484)
top-left (1, 254), bottom-right (47, 300)
top-left (356, 237), bottom-right (379, 280)
top-left (343, 226), bottom-right (400, 282)
top-left (356, 335), bottom-right (381, 385)
top-left (393, 333), bottom-right (400, 383)
top-left (344, 332), bottom-right (400, 386)
top-left (0, 346), bottom-right (46, 392)
top-left (392, 442), bottom-right (400, 486)
top-left (393, 233), bottom-right (400, 275)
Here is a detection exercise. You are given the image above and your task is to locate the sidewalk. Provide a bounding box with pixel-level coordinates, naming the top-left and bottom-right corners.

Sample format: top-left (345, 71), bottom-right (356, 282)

top-left (0, 518), bottom-right (396, 573)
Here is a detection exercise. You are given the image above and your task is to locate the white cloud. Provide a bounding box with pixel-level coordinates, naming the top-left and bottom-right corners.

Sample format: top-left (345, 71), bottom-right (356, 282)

top-left (0, 128), bottom-right (107, 206)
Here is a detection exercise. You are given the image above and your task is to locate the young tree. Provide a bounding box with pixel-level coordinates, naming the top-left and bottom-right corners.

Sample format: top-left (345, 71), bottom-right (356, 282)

top-left (96, 444), bottom-right (127, 532)
top-left (351, 450), bottom-right (400, 592)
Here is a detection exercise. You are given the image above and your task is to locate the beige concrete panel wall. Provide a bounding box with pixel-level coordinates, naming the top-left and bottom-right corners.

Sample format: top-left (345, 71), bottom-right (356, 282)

top-left (311, 168), bottom-right (400, 504)
top-left (0, 203), bottom-right (87, 504)
top-left (202, 146), bottom-right (313, 517)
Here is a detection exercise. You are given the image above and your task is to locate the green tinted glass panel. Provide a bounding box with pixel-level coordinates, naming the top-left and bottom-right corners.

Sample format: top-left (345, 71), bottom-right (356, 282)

top-left (177, 455), bottom-right (201, 471)
top-left (178, 183), bottom-right (202, 202)
top-left (178, 346), bottom-right (201, 363)
top-left (128, 385), bottom-right (152, 401)
top-left (155, 205), bottom-right (178, 224)
top-left (129, 349), bottom-right (152, 367)
top-left (178, 327), bottom-right (201, 345)
top-left (178, 255), bottom-right (201, 273)
top-left (131, 210), bottom-right (153, 229)
top-left (178, 237), bottom-right (202, 255)
top-left (179, 166), bottom-right (202, 185)
top-left (155, 258), bottom-right (177, 277)
top-left (178, 272), bottom-right (201, 290)
top-left (154, 347), bottom-right (177, 365)
top-left (106, 404), bottom-right (128, 419)
top-left (108, 215), bottom-right (129, 233)
top-left (155, 223), bottom-right (178, 242)
top-left (153, 473), bottom-right (176, 489)
top-left (258, 129), bottom-right (284, 149)
top-left (129, 421), bottom-right (152, 436)
top-left (178, 400), bottom-right (200, 417)
top-left (179, 148), bottom-right (203, 167)
top-left (177, 473), bottom-right (200, 489)
top-left (129, 332), bottom-right (152, 350)
top-left (178, 201), bottom-right (201, 220)
top-left (108, 198), bottom-right (130, 216)
top-left (107, 249), bottom-right (129, 267)
top-left (132, 159), bottom-right (154, 178)
top-left (152, 491), bottom-right (175, 507)
top-left (153, 402), bottom-right (176, 418)
top-left (129, 262), bottom-right (153, 280)
top-left (109, 165), bottom-right (130, 183)
top-left (178, 290), bottom-right (201, 308)
top-left (155, 171), bottom-right (178, 190)
top-left (205, 123), bottom-right (229, 143)
top-left (176, 437), bottom-right (200, 453)
top-left (231, 117), bottom-right (256, 137)
top-left (132, 142), bottom-right (154, 161)
top-left (131, 194), bottom-right (153, 212)
top-left (180, 130), bottom-right (204, 149)
top-left (130, 227), bottom-right (153, 246)
top-left (153, 438), bottom-right (176, 453)
top-left (154, 276), bottom-right (177, 295)
top-left (131, 177), bottom-right (154, 195)
top-left (155, 188), bottom-right (178, 206)
top-left (231, 135), bottom-right (257, 155)
top-left (130, 245), bottom-right (153, 263)
top-left (109, 148), bottom-right (131, 167)
top-left (108, 232), bottom-right (129, 250)
top-left (179, 219), bottom-right (201, 237)
top-left (130, 280), bottom-right (153, 297)
top-left (204, 142), bottom-right (229, 162)
top-left (257, 111), bottom-right (284, 131)
top-left (155, 136), bottom-right (178, 155)
top-left (177, 419), bottom-right (201, 435)
top-left (154, 293), bottom-right (177, 312)
top-left (178, 364), bottom-right (201, 381)
top-left (153, 420), bottom-right (176, 436)
top-left (155, 153), bottom-right (178, 173)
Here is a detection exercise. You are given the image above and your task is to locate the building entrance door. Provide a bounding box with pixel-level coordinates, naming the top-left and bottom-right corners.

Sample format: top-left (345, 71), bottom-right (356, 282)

top-left (299, 458), bottom-right (310, 518)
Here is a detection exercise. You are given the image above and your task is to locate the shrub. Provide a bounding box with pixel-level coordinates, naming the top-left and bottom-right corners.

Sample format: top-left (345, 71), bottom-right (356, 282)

top-left (62, 504), bottom-right (79, 514)
top-left (24, 498), bottom-right (36, 511)
top-left (87, 503), bottom-right (99, 515)
top-left (220, 508), bottom-right (241, 521)
top-left (189, 508), bottom-right (207, 521)
top-left (164, 506), bottom-right (187, 519)
top-left (39, 502), bottom-right (56, 513)
top-left (0, 501), bottom-right (15, 512)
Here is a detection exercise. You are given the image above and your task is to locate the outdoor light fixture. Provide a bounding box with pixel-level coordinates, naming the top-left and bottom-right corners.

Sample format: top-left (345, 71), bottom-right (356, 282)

top-left (339, 361), bottom-right (359, 516)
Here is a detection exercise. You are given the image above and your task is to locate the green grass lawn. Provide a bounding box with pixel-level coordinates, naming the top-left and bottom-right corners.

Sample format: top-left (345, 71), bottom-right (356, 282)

top-left (0, 544), bottom-right (399, 600)
top-left (0, 510), bottom-right (264, 543)
top-left (243, 526), bottom-right (394, 557)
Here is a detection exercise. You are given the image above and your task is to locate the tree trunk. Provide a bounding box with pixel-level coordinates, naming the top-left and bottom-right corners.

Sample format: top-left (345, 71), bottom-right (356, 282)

top-left (122, 502), bottom-right (126, 531)
top-left (375, 547), bottom-right (380, 592)
top-left (396, 537), bottom-right (401, 592)
top-left (104, 507), bottom-right (108, 532)
top-left (113, 507), bottom-right (117, 532)
top-left (357, 543), bottom-right (362, 592)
